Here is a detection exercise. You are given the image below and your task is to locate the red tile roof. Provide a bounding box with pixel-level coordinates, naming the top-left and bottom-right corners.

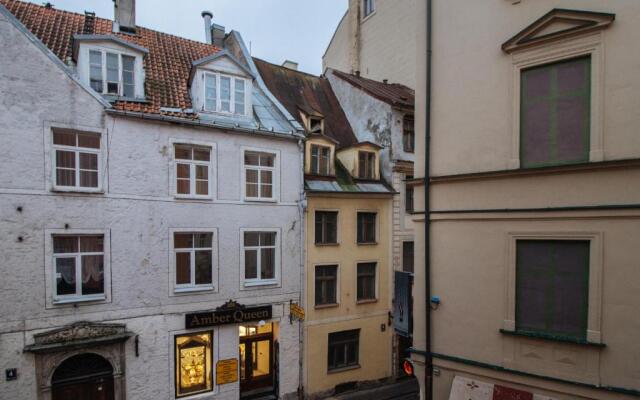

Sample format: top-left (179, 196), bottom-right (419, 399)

top-left (0, 0), bottom-right (221, 118)
top-left (254, 58), bottom-right (358, 148)
top-left (331, 69), bottom-right (415, 111)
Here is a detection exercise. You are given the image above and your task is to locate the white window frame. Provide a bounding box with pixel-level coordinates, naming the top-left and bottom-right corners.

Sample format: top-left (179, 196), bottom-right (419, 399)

top-left (169, 228), bottom-right (218, 295)
top-left (241, 147), bottom-right (279, 203)
top-left (363, 0), bottom-right (375, 19)
top-left (503, 231), bottom-right (604, 344)
top-left (314, 263), bottom-right (341, 308)
top-left (240, 228), bottom-right (281, 288)
top-left (508, 33), bottom-right (604, 169)
top-left (202, 72), bottom-right (249, 116)
top-left (355, 260), bottom-right (379, 303)
top-left (87, 47), bottom-right (139, 98)
top-left (44, 228), bottom-right (111, 307)
top-left (170, 139), bottom-right (216, 200)
top-left (51, 129), bottom-right (103, 193)
top-left (310, 144), bottom-right (331, 176)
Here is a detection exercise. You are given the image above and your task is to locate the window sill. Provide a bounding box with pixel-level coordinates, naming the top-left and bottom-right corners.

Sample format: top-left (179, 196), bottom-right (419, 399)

top-left (356, 299), bottom-right (378, 305)
top-left (174, 286), bottom-right (215, 294)
top-left (499, 329), bottom-right (606, 347)
top-left (103, 94), bottom-right (148, 104)
top-left (174, 195), bottom-right (214, 201)
top-left (52, 187), bottom-right (104, 194)
top-left (315, 303), bottom-right (339, 309)
top-left (357, 242), bottom-right (378, 246)
top-left (243, 198), bottom-right (277, 204)
top-left (315, 242), bottom-right (339, 247)
top-left (243, 280), bottom-right (279, 288)
top-left (328, 364), bottom-right (361, 374)
top-left (53, 295), bottom-right (106, 305)
top-left (361, 11), bottom-right (376, 23)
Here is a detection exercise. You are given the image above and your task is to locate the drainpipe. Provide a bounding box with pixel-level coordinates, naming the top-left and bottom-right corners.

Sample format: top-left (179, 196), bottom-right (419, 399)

top-left (424, 0), bottom-right (433, 399)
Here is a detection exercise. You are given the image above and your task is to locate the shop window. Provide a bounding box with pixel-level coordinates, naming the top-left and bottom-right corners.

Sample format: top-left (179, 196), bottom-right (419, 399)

top-left (328, 329), bottom-right (360, 371)
top-left (175, 331), bottom-right (213, 398)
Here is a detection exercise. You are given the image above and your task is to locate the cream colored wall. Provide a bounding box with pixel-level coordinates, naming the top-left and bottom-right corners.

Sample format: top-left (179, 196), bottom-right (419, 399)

top-left (303, 195), bottom-right (393, 394)
top-left (323, 0), bottom-right (417, 89)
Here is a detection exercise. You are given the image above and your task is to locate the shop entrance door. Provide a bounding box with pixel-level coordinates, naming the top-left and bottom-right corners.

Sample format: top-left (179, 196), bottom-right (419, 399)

top-left (51, 353), bottom-right (114, 400)
top-left (239, 323), bottom-right (275, 397)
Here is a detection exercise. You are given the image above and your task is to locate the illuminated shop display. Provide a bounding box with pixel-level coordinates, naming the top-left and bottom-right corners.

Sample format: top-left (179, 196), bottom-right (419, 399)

top-left (175, 331), bottom-right (213, 397)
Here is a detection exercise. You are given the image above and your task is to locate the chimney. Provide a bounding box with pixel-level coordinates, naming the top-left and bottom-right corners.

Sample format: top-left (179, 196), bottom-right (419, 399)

top-left (282, 60), bottom-right (298, 71)
top-left (201, 11), bottom-right (213, 44)
top-left (211, 23), bottom-right (226, 48)
top-left (383, 79), bottom-right (388, 84)
top-left (113, 0), bottom-right (136, 34)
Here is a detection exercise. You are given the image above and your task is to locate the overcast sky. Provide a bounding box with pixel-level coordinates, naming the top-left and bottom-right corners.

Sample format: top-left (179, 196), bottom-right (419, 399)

top-left (26, 0), bottom-right (347, 75)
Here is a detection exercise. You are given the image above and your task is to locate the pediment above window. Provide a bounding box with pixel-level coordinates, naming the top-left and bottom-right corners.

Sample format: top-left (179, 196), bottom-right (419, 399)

top-left (502, 9), bottom-right (615, 53)
top-left (190, 50), bottom-right (256, 82)
top-left (24, 321), bottom-right (134, 353)
top-left (72, 34), bottom-right (149, 60)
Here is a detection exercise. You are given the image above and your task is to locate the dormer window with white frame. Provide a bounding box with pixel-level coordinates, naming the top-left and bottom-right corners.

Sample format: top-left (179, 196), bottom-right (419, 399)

top-left (89, 49), bottom-right (136, 97)
top-left (203, 72), bottom-right (247, 116)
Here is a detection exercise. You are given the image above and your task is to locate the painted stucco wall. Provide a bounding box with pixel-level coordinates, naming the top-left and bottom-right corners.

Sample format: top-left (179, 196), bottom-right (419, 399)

top-left (412, 1), bottom-right (640, 399)
top-left (0, 11), bottom-right (303, 399)
top-left (323, 0), bottom-right (417, 89)
top-left (303, 195), bottom-right (393, 395)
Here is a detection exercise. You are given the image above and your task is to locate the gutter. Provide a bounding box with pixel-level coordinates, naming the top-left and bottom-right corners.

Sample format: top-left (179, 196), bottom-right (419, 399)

top-left (105, 109), bottom-right (305, 141)
top-left (424, 0), bottom-right (433, 399)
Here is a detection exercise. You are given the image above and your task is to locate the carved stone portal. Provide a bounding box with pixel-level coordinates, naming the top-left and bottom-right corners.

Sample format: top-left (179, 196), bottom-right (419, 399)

top-left (24, 321), bottom-right (133, 400)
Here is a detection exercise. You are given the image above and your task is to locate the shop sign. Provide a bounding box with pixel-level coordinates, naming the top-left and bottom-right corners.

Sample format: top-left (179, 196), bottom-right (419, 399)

top-left (290, 302), bottom-right (305, 321)
top-left (216, 359), bottom-right (238, 385)
top-left (186, 300), bottom-right (272, 329)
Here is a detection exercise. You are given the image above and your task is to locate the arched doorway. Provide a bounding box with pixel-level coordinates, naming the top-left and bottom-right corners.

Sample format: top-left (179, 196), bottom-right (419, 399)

top-left (51, 353), bottom-right (114, 400)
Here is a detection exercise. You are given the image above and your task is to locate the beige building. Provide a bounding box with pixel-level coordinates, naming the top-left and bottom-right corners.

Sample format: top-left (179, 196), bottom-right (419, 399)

top-left (323, 0), bottom-right (417, 89)
top-left (255, 59), bottom-right (395, 397)
top-left (412, 1), bottom-right (640, 400)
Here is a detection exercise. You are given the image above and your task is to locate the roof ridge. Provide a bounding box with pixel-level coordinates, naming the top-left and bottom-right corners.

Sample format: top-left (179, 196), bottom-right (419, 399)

top-left (253, 57), bottom-right (324, 80)
top-left (332, 68), bottom-right (414, 92)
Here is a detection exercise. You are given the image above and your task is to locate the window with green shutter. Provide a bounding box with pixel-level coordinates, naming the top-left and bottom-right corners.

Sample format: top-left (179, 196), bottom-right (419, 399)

top-left (520, 56), bottom-right (591, 168)
top-left (516, 240), bottom-right (590, 341)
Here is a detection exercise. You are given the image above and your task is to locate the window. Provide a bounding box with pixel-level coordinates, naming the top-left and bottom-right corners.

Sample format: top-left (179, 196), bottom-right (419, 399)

top-left (309, 117), bottom-right (323, 134)
top-left (315, 211), bottom-right (338, 245)
top-left (244, 151), bottom-right (276, 201)
top-left (328, 330), bottom-right (359, 371)
top-left (520, 56), bottom-right (591, 168)
top-left (175, 144), bottom-right (211, 197)
top-left (315, 265), bottom-right (338, 306)
top-left (203, 73), bottom-right (247, 115)
top-left (402, 241), bottom-right (414, 273)
top-left (88, 49), bottom-right (136, 97)
top-left (363, 0), bottom-right (375, 17)
top-left (357, 262), bottom-right (376, 301)
top-left (310, 144), bottom-right (331, 176)
top-left (53, 235), bottom-right (104, 301)
top-left (243, 231), bottom-right (278, 285)
top-left (52, 129), bottom-right (100, 190)
top-left (403, 115), bottom-right (415, 153)
top-left (357, 212), bottom-right (376, 244)
top-left (358, 151), bottom-right (376, 179)
top-left (175, 331), bottom-right (213, 398)
top-left (516, 240), bottom-right (590, 341)
top-left (405, 177), bottom-right (414, 213)
top-left (173, 233), bottom-right (213, 291)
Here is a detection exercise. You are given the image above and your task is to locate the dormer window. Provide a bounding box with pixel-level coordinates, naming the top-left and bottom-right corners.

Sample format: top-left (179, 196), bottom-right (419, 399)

top-left (358, 151), bottom-right (376, 179)
top-left (89, 50), bottom-right (135, 97)
top-left (203, 73), bottom-right (247, 115)
top-left (310, 144), bottom-right (331, 176)
top-left (309, 117), bottom-right (323, 134)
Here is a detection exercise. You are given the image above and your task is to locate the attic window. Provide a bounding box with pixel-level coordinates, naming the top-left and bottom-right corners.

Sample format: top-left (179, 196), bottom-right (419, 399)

top-left (309, 117), bottom-right (323, 134)
top-left (203, 73), bottom-right (247, 116)
top-left (358, 151), bottom-right (376, 180)
top-left (88, 49), bottom-right (136, 97)
top-left (310, 144), bottom-right (331, 176)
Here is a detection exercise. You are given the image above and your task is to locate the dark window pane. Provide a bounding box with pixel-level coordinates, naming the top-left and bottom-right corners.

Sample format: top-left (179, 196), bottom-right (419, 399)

top-left (260, 153), bottom-right (275, 167)
top-left (193, 147), bottom-right (210, 161)
top-left (80, 170), bottom-right (98, 188)
top-left (328, 330), bottom-right (359, 370)
top-left (315, 211), bottom-right (338, 244)
top-left (176, 163), bottom-right (190, 179)
top-left (315, 265), bottom-right (337, 305)
top-left (245, 250), bottom-right (257, 279)
top-left (56, 168), bottom-right (75, 187)
top-left (53, 130), bottom-right (76, 146)
top-left (260, 232), bottom-right (276, 246)
top-left (556, 97), bottom-right (588, 162)
top-left (81, 255), bottom-right (104, 295)
top-left (54, 237), bottom-right (78, 253)
top-left (80, 236), bottom-right (104, 252)
top-left (77, 134), bottom-right (100, 149)
top-left (244, 232), bottom-right (259, 247)
top-left (261, 248), bottom-right (275, 279)
top-left (176, 252), bottom-right (191, 284)
top-left (56, 150), bottom-right (75, 168)
top-left (79, 153), bottom-right (98, 170)
top-left (357, 263), bottom-right (376, 300)
top-left (357, 213), bottom-right (376, 243)
top-left (244, 151), bottom-right (260, 166)
top-left (405, 186), bottom-right (414, 213)
top-left (195, 251), bottom-right (212, 285)
top-left (175, 146), bottom-right (192, 160)
top-left (260, 183), bottom-right (273, 199)
top-left (516, 240), bottom-right (589, 340)
top-left (194, 233), bottom-right (212, 248)
top-left (403, 241), bottom-right (414, 273)
top-left (177, 179), bottom-right (190, 194)
top-left (56, 257), bottom-right (76, 295)
top-left (174, 233), bottom-right (193, 249)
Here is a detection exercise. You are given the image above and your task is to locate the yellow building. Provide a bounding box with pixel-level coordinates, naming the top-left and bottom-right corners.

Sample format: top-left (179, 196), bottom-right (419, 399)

top-left (255, 59), bottom-right (395, 397)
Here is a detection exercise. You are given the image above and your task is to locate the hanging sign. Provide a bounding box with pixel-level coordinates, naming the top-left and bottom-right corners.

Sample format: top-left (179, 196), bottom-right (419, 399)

top-left (216, 359), bottom-right (238, 385)
top-left (290, 302), bottom-right (305, 321)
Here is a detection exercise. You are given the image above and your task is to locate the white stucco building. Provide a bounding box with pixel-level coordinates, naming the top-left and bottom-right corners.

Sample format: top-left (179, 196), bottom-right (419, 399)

top-left (0, 1), bottom-right (304, 399)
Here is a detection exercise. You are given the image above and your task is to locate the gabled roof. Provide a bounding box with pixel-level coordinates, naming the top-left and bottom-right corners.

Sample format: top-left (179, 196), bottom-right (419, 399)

top-left (191, 49), bottom-right (256, 79)
top-left (1, 0), bottom-right (220, 118)
top-left (502, 8), bottom-right (615, 53)
top-left (331, 69), bottom-right (415, 111)
top-left (254, 58), bottom-right (358, 148)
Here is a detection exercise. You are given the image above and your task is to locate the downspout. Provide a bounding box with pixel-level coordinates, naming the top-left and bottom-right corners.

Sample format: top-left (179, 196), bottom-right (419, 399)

top-left (424, 0), bottom-right (433, 399)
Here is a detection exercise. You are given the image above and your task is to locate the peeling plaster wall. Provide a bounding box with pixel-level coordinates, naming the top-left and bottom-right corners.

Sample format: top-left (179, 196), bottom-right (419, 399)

top-left (0, 12), bottom-right (302, 399)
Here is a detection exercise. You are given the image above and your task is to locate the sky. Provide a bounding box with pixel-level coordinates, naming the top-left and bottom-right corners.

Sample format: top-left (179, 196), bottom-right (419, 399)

top-left (25, 0), bottom-right (347, 75)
